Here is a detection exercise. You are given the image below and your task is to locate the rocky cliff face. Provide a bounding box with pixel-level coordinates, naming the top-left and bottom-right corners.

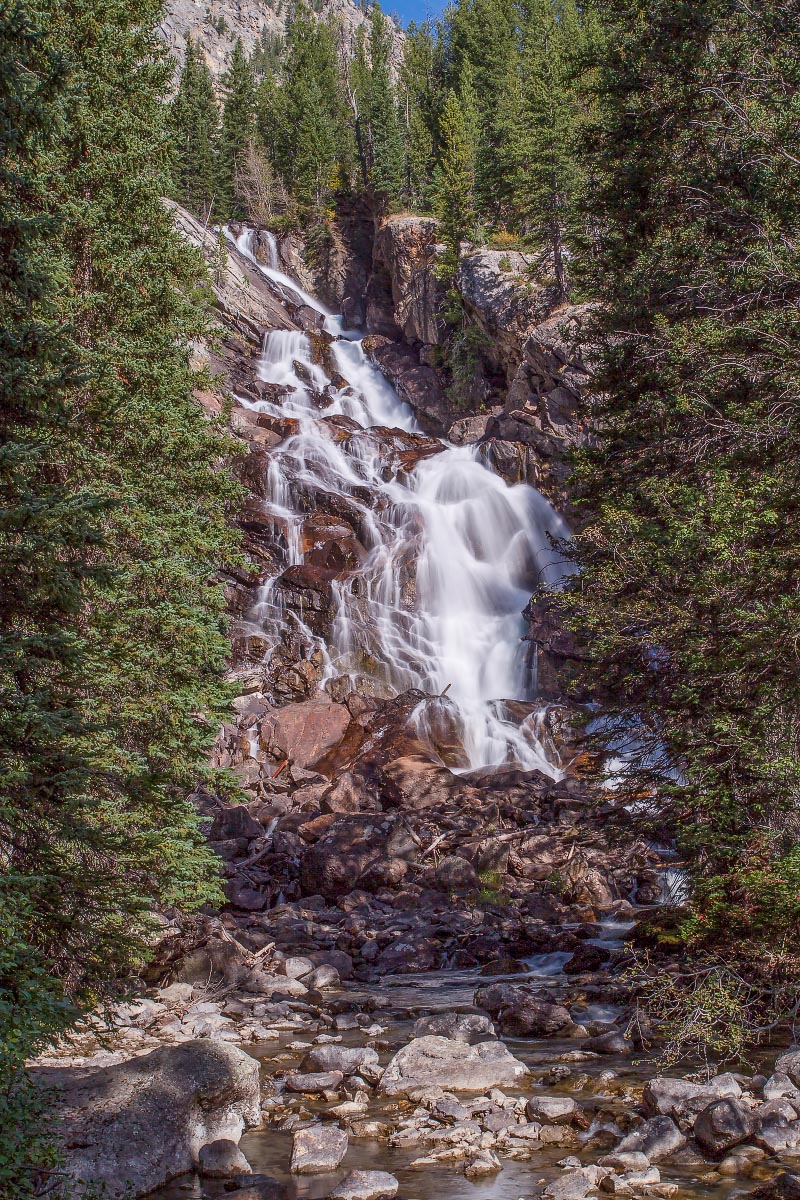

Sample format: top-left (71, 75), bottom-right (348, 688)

top-left (159, 0), bottom-right (404, 80)
top-left (293, 214), bottom-right (591, 509)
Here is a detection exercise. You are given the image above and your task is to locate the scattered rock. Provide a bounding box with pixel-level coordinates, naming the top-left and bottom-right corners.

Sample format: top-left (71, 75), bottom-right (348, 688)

top-left (328, 1169), bottom-right (400, 1200)
top-left (290, 1124), bottom-right (349, 1174)
top-left (198, 1139), bottom-right (252, 1178)
top-left (378, 1035), bottom-right (528, 1096)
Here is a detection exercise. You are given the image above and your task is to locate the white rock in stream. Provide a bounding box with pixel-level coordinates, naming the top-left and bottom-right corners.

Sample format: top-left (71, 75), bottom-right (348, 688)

top-left (378, 1035), bottom-right (528, 1097)
top-left (329, 1169), bottom-right (400, 1200)
top-left (290, 1124), bottom-right (348, 1173)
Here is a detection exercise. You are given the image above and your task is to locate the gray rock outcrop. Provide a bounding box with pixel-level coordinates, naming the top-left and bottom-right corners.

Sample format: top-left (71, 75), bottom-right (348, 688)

top-left (41, 1040), bottom-right (261, 1198)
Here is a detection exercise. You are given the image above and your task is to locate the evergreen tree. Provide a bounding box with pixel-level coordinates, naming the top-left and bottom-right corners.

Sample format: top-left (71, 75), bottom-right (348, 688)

top-left (0, 0), bottom-right (243, 1177)
top-left (445, 0), bottom-right (518, 217)
top-left (399, 20), bottom-right (444, 212)
top-left (432, 60), bottom-right (479, 253)
top-left (0, 2), bottom-right (108, 1185)
top-left (218, 38), bottom-right (256, 217)
top-left (500, 0), bottom-right (591, 299)
top-left (365, 6), bottom-right (405, 209)
top-left (262, 7), bottom-right (345, 209)
top-left (169, 38), bottom-right (219, 220)
top-left (553, 0), bottom-right (800, 969)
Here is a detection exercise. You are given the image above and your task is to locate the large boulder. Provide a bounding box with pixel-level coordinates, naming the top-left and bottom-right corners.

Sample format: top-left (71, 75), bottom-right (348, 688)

top-left (378, 1034), bottom-right (528, 1096)
top-left (694, 1098), bottom-right (755, 1157)
top-left (615, 1116), bottom-right (687, 1162)
top-left (497, 996), bottom-right (574, 1038)
top-left (41, 1040), bottom-right (261, 1198)
top-left (411, 1012), bottom-right (495, 1044)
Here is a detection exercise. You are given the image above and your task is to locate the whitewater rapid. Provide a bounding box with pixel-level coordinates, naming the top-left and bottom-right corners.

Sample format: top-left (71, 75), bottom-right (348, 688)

top-left (228, 227), bottom-right (571, 776)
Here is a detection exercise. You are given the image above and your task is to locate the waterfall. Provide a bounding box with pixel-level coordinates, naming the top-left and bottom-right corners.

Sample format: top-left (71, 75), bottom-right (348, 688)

top-left (226, 226), bottom-right (572, 777)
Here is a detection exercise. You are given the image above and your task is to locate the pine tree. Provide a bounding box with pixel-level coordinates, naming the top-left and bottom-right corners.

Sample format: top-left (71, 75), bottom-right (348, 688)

top-left (264, 6), bottom-right (345, 210)
top-left (553, 0), bottom-right (800, 969)
top-left (169, 38), bottom-right (220, 220)
top-left (432, 61), bottom-right (479, 253)
top-left (501, 0), bottom-right (590, 300)
top-left (0, 4), bottom-right (243, 1165)
top-left (0, 2), bottom-right (108, 1185)
top-left (365, 6), bottom-right (405, 210)
top-left (446, 0), bottom-right (518, 218)
top-left (399, 20), bottom-right (443, 212)
top-left (218, 38), bottom-right (256, 217)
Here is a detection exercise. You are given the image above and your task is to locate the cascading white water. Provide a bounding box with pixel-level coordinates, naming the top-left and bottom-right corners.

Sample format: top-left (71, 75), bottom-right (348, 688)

top-left (227, 226), bottom-right (572, 776)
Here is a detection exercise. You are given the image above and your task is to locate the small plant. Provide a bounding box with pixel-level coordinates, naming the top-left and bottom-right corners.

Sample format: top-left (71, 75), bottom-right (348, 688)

top-left (498, 254), bottom-right (512, 272)
top-left (488, 229), bottom-right (522, 251)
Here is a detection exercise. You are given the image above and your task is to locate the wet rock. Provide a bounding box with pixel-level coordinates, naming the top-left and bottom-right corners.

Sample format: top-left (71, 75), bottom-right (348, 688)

top-left (198, 1139), bottom-right (252, 1178)
top-left (615, 1115), bottom-right (686, 1162)
top-left (582, 1031), bottom-right (630, 1055)
top-left (545, 1166), bottom-right (608, 1200)
top-left (752, 1173), bottom-right (800, 1200)
top-left (290, 1124), bottom-right (348, 1174)
top-left (694, 1098), bottom-right (755, 1157)
top-left (525, 1095), bottom-right (577, 1124)
top-left (412, 1012), bottom-right (495, 1044)
top-left (497, 996), bottom-right (573, 1038)
top-left (303, 1045), bottom-right (380, 1078)
top-left (41, 1040), bottom-right (261, 1198)
top-left (328, 1169), bottom-right (399, 1200)
top-left (285, 1071), bottom-right (344, 1094)
top-left (642, 1077), bottom-right (708, 1117)
top-left (378, 1035), bottom-right (528, 1096)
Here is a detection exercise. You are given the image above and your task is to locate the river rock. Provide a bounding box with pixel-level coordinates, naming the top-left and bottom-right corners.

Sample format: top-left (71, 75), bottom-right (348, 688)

top-left (694, 1098), bottom-right (755, 1157)
top-left (303, 1045), bottom-right (380, 1078)
top-left (497, 996), bottom-right (574, 1037)
top-left (525, 1095), bottom-right (577, 1124)
top-left (290, 1124), bottom-right (348, 1173)
top-left (378, 1035), bottom-right (528, 1096)
top-left (329, 1169), bottom-right (400, 1200)
top-left (198, 1139), bottom-right (253, 1178)
top-left (775, 1051), bottom-right (800, 1087)
top-left (41, 1040), bottom-right (260, 1198)
top-left (285, 1071), bottom-right (344, 1093)
top-left (753, 1173), bottom-right (800, 1200)
top-left (412, 1012), bottom-right (495, 1044)
top-left (615, 1115), bottom-right (686, 1162)
top-left (642, 1077), bottom-right (708, 1117)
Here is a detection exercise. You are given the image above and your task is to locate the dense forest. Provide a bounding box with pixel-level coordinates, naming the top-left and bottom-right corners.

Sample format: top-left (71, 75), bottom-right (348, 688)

top-left (2, 0), bottom-right (800, 1190)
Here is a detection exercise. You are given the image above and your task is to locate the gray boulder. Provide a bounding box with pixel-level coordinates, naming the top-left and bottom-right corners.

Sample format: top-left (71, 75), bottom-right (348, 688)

top-left (329, 1169), bottom-right (400, 1200)
top-left (525, 1095), bottom-right (577, 1124)
top-left (303, 1045), bottom-right (380, 1077)
top-left (615, 1115), bottom-right (686, 1162)
top-left (198, 1139), bottom-right (252, 1178)
top-left (642, 1077), bottom-right (708, 1117)
top-left (285, 1071), bottom-right (344, 1094)
top-left (40, 1040), bottom-right (261, 1198)
top-left (378, 1034), bottom-right (528, 1096)
top-left (694, 1098), bottom-right (755, 1157)
top-left (498, 996), bottom-right (573, 1038)
top-left (290, 1124), bottom-right (348, 1173)
top-left (412, 1012), bottom-right (495, 1044)
top-left (775, 1051), bottom-right (800, 1088)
